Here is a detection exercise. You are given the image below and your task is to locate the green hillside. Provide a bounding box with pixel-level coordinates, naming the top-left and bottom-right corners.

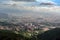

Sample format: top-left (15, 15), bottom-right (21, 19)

top-left (0, 30), bottom-right (31, 40)
top-left (37, 28), bottom-right (60, 40)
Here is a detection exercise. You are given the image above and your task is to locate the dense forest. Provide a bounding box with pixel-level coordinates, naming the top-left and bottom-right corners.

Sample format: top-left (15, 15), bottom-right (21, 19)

top-left (0, 28), bottom-right (60, 40)
top-left (37, 28), bottom-right (60, 40)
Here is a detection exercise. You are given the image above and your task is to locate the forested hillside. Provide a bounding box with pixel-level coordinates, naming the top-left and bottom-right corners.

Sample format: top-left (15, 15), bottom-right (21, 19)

top-left (37, 28), bottom-right (60, 40)
top-left (0, 28), bottom-right (60, 40)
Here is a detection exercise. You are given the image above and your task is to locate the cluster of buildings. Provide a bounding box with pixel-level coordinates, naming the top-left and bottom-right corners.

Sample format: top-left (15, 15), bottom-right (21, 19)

top-left (0, 22), bottom-right (56, 32)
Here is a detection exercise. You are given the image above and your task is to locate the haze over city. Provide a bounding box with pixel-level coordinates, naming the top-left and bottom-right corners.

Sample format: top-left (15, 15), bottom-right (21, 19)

top-left (0, 0), bottom-right (60, 40)
top-left (0, 0), bottom-right (60, 23)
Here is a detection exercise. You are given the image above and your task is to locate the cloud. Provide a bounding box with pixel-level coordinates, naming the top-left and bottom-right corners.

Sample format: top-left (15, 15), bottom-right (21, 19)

top-left (0, 0), bottom-right (58, 6)
top-left (12, 0), bottom-right (35, 2)
top-left (0, 0), bottom-right (16, 5)
top-left (0, 0), bottom-right (38, 6)
top-left (36, 0), bottom-right (53, 2)
top-left (40, 2), bottom-right (55, 5)
top-left (0, 4), bottom-right (60, 22)
top-left (0, 4), bottom-right (60, 17)
top-left (36, 0), bottom-right (57, 4)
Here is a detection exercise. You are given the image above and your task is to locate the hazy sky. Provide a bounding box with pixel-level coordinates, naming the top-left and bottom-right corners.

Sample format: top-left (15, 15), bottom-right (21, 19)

top-left (0, 0), bottom-right (60, 6)
top-left (0, 0), bottom-right (60, 23)
top-left (0, 0), bottom-right (60, 17)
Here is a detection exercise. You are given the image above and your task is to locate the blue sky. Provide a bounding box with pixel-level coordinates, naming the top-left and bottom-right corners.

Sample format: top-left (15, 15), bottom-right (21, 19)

top-left (53, 0), bottom-right (60, 5)
top-left (53, 0), bottom-right (60, 3)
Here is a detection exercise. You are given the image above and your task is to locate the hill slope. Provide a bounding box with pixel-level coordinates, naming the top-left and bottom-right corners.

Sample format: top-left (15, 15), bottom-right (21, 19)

top-left (37, 28), bottom-right (60, 40)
